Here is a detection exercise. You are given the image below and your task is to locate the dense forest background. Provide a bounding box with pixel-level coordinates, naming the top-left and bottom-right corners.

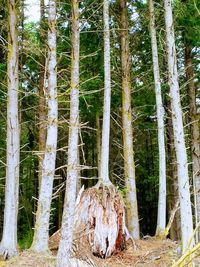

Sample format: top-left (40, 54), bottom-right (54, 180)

top-left (0, 0), bottom-right (199, 258)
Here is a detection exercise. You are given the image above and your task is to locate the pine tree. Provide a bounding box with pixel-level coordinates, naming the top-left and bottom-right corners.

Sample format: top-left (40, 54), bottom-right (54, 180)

top-left (56, 0), bottom-right (80, 265)
top-left (184, 44), bottom-right (200, 242)
top-left (164, 0), bottom-right (194, 252)
top-left (31, 0), bottom-right (58, 253)
top-left (149, 0), bottom-right (166, 238)
top-left (119, 0), bottom-right (139, 239)
top-left (0, 0), bottom-right (20, 257)
top-left (38, 0), bottom-right (47, 188)
top-left (99, 0), bottom-right (112, 184)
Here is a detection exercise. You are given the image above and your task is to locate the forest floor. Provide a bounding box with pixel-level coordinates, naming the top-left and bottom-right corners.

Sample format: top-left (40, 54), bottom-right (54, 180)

top-left (0, 238), bottom-right (183, 267)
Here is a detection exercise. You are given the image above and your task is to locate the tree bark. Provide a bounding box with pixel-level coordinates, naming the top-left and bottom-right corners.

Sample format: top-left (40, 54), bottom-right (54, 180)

top-left (96, 112), bottom-right (101, 176)
top-left (164, 0), bottom-right (194, 252)
top-left (0, 0), bottom-right (20, 257)
top-left (56, 0), bottom-right (80, 265)
top-left (54, 0), bottom-right (127, 261)
top-left (99, 0), bottom-right (112, 185)
top-left (72, 0), bottom-right (127, 256)
top-left (119, 0), bottom-right (139, 239)
top-left (166, 102), bottom-right (181, 241)
top-left (31, 0), bottom-right (58, 253)
top-left (38, 0), bottom-right (47, 189)
top-left (185, 44), bottom-right (200, 242)
top-left (149, 0), bottom-right (166, 238)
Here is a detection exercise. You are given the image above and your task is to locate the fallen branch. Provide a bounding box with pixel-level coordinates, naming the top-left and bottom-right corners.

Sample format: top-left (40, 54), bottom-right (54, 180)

top-left (172, 242), bottom-right (200, 267)
top-left (164, 199), bottom-right (180, 237)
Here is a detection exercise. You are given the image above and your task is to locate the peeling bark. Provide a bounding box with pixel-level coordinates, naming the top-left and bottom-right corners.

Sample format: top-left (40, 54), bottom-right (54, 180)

top-left (50, 185), bottom-right (127, 259)
top-left (74, 185), bottom-right (126, 258)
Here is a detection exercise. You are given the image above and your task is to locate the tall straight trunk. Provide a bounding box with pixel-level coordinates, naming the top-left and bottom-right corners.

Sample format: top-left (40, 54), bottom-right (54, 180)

top-left (54, 0), bottom-right (127, 259)
top-left (38, 0), bottom-right (47, 188)
top-left (0, 0), bottom-right (20, 257)
top-left (76, 143), bottom-right (81, 194)
top-left (166, 101), bottom-right (180, 241)
top-left (56, 0), bottom-right (80, 265)
top-left (99, 0), bottom-right (111, 184)
top-left (185, 44), bottom-right (200, 242)
top-left (96, 112), bottom-right (101, 176)
top-left (31, 0), bottom-right (57, 253)
top-left (19, 0), bottom-right (25, 71)
top-left (149, 0), bottom-right (166, 237)
top-left (119, 0), bottom-right (139, 239)
top-left (164, 0), bottom-right (194, 252)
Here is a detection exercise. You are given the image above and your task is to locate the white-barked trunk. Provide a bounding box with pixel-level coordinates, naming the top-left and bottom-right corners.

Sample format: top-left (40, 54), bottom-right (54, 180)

top-left (0, 0), bottom-right (20, 257)
top-left (149, 0), bottom-right (166, 237)
top-left (99, 0), bottom-right (111, 185)
top-left (164, 0), bottom-right (194, 252)
top-left (56, 0), bottom-right (80, 266)
top-left (31, 0), bottom-right (58, 253)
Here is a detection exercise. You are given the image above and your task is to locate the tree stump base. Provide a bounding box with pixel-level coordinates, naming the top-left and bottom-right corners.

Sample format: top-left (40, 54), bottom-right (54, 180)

top-left (49, 183), bottom-right (127, 260)
top-left (73, 182), bottom-right (126, 258)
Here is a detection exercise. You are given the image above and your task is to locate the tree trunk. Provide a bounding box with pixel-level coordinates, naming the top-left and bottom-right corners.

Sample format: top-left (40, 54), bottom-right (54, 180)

top-left (166, 101), bottom-right (181, 241)
top-left (164, 0), bottom-right (194, 252)
top-left (149, 0), bottom-right (166, 238)
top-left (31, 0), bottom-right (58, 253)
top-left (56, 0), bottom-right (80, 265)
top-left (96, 112), bottom-right (101, 176)
top-left (71, 0), bottom-right (127, 257)
top-left (38, 0), bottom-right (47, 189)
top-left (185, 44), bottom-right (200, 242)
top-left (76, 143), bottom-right (81, 194)
top-left (79, 0), bottom-right (128, 255)
top-left (73, 185), bottom-right (126, 258)
top-left (0, 0), bottom-right (20, 258)
top-left (54, 0), bottom-right (127, 262)
top-left (119, 0), bottom-right (139, 239)
top-left (99, 0), bottom-right (112, 185)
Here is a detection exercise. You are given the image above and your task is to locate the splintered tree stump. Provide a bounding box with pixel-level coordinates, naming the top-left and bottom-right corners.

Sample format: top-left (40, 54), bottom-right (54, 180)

top-left (73, 183), bottom-right (126, 258)
top-left (49, 183), bottom-right (127, 259)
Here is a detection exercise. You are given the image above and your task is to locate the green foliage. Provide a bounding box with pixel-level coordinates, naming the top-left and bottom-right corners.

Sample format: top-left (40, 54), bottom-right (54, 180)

top-left (174, 0), bottom-right (200, 46)
top-left (18, 231), bottom-right (33, 249)
top-left (0, 0), bottom-right (199, 242)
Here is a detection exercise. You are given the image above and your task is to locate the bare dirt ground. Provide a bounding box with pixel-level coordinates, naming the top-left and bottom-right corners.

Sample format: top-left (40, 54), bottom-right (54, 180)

top-left (0, 239), bottom-right (181, 267)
